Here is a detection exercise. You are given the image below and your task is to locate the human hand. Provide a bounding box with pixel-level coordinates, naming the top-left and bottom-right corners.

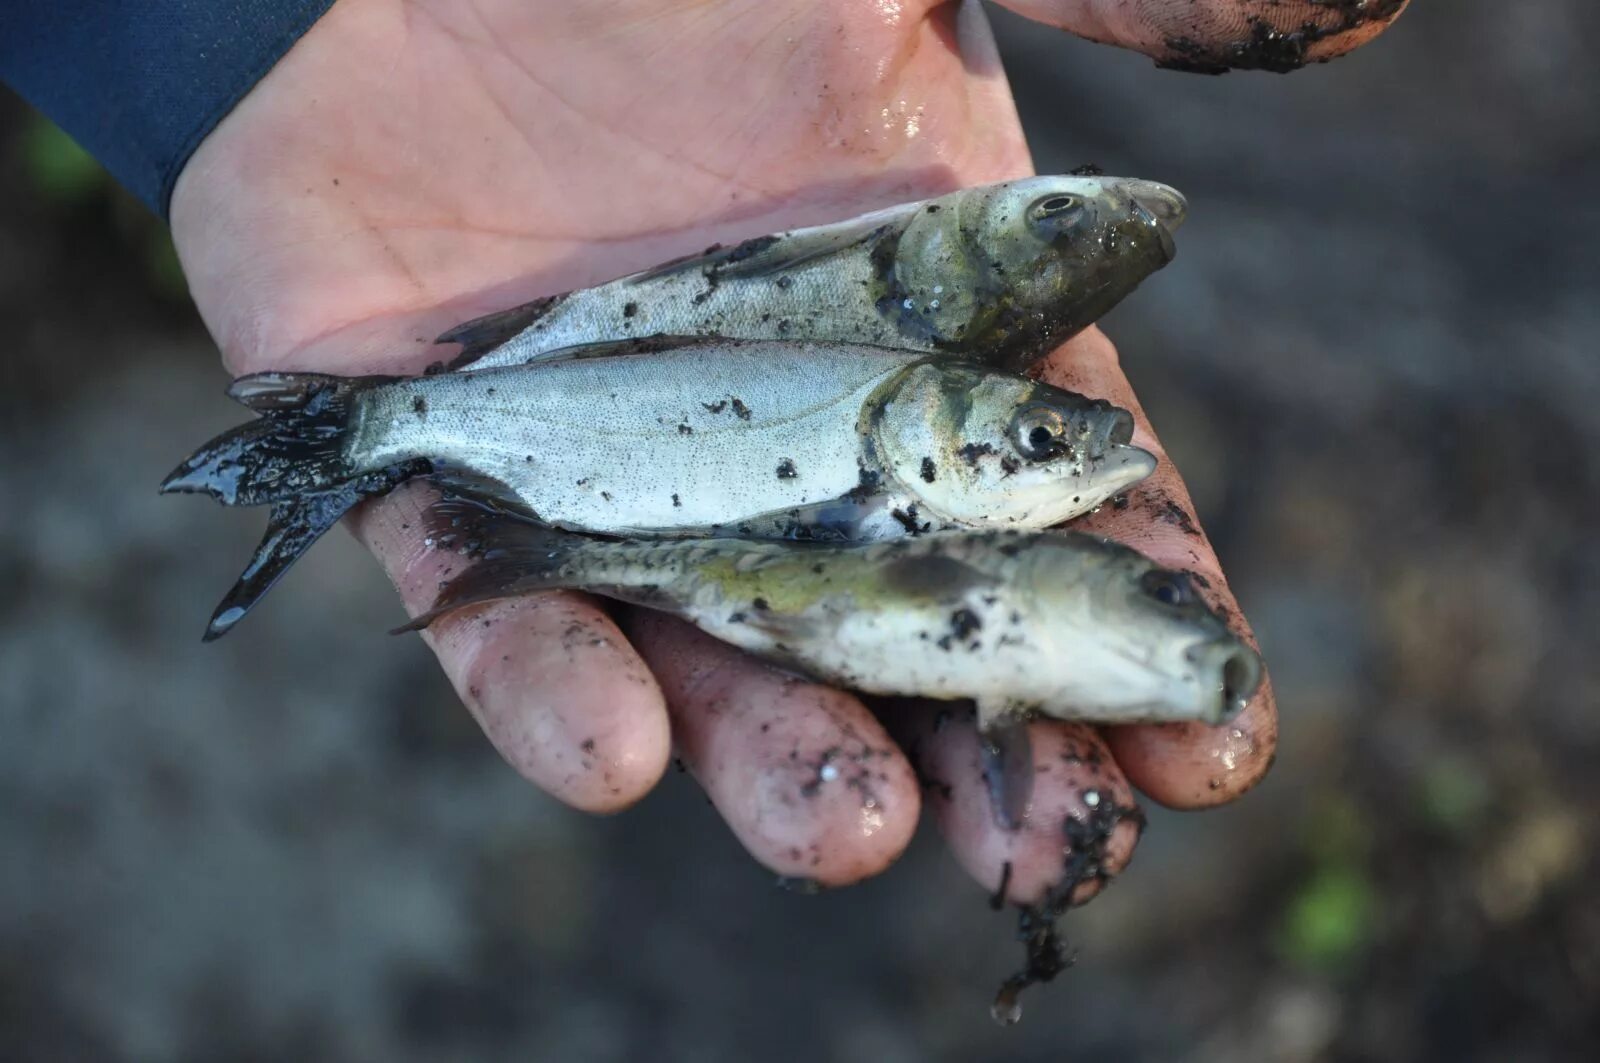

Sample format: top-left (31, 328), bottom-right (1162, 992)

top-left (170, 0), bottom-right (1403, 903)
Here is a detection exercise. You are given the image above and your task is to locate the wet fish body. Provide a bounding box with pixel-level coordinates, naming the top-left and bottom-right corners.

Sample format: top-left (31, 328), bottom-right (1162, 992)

top-left (442, 175), bottom-right (1186, 375)
top-left (163, 339), bottom-right (1154, 638)
top-left (408, 502), bottom-right (1263, 730)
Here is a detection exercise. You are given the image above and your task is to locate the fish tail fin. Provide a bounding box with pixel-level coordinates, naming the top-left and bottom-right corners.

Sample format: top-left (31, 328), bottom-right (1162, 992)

top-left (200, 459), bottom-right (432, 642)
top-left (160, 372), bottom-right (382, 505)
top-left (392, 495), bottom-right (592, 635)
top-left (164, 370), bottom-right (425, 641)
top-left (201, 491), bottom-right (360, 641)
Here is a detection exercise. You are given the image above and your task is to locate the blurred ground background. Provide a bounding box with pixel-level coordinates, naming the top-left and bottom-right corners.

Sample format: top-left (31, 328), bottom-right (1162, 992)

top-left (2, 1), bottom-right (1597, 1059)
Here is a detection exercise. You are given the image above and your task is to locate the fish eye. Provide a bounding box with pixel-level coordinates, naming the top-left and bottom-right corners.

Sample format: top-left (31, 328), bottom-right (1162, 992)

top-left (1029, 194), bottom-right (1084, 222)
top-left (1140, 570), bottom-right (1193, 608)
top-left (1009, 406), bottom-right (1072, 461)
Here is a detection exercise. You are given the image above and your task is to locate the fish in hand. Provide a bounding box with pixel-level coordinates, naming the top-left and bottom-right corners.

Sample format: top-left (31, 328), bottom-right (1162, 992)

top-left (162, 338), bottom-right (1154, 639)
top-left (441, 175), bottom-right (1187, 375)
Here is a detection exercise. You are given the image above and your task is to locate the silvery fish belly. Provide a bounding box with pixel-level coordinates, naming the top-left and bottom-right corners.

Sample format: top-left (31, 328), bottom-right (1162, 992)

top-left (161, 339), bottom-right (1155, 639)
top-left (440, 175), bottom-right (1187, 375)
top-left (406, 507), bottom-right (1264, 732)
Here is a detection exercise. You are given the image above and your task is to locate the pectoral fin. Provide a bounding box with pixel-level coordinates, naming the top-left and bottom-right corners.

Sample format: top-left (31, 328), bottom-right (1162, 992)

top-left (435, 292), bottom-right (568, 368)
top-left (392, 493), bottom-right (596, 634)
top-left (977, 703), bottom-right (1037, 832)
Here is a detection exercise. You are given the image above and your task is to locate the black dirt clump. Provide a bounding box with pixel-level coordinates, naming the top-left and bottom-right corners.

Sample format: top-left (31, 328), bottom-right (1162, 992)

top-left (721, 233), bottom-right (782, 267)
top-left (776, 458), bottom-right (798, 480)
top-left (1068, 162), bottom-right (1104, 176)
top-left (730, 398), bottom-right (752, 421)
top-left (989, 862), bottom-right (1013, 910)
top-left (890, 506), bottom-right (929, 536)
top-left (623, 301), bottom-right (638, 319)
top-left (949, 608), bottom-right (982, 641)
top-left (990, 792), bottom-right (1145, 1025)
top-left (936, 606), bottom-right (982, 651)
top-left (1158, 1), bottom-right (1406, 75)
top-left (920, 457), bottom-right (937, 483)
top-left (846, 466), bottom-right (883, 503)
top-left (1156, 497), bottom-right (1201, 536)
top-left (959, 441), bottom-right (998, 465)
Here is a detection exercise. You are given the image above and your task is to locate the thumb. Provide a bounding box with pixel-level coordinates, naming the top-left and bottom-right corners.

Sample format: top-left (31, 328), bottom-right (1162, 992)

top-left (992, 0), bottom-right (1409, 73)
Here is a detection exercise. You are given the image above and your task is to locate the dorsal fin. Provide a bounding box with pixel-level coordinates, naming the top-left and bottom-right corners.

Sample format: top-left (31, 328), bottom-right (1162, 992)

top-left (626, 199), bottom-right (926, 285)
top-left (434, 292), bottom-right (568, 368)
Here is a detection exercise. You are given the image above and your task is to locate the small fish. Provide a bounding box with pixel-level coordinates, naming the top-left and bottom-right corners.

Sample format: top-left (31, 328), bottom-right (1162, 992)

top-left (440, 175), bottom-right (1187, 375)
top-left (163, 339), bottom-right (1155, 639)
top-left (403, 498), bottom-right (1263, 734)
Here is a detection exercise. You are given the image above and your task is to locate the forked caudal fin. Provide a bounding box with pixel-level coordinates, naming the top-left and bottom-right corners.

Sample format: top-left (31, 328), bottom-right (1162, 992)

top-left (161, 370), bottom-right (426, 640)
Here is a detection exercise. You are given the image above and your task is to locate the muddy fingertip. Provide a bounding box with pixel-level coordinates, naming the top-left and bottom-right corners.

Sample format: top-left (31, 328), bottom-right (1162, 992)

top-left (626, 613), bottom-right (922, 886)
top-left (1104, 677), bottom-right (1278, 808)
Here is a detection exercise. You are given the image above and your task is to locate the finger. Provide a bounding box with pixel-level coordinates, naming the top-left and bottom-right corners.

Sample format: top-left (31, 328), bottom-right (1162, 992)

top-left (993, 0), bottom-right (1409, 72)
top-left (623, 611), bottom-right (921, 887)
top-left (1039, 326), bottom-right (1279, 808)
top-left (356, 482), bottom-right (671, 813)
top-left (886, 705), bottom-right (1142, 907)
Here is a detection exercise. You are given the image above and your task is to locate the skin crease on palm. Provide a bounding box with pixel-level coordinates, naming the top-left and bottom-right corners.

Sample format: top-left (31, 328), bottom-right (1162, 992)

top-left (168, 0), bottom-right (1404, 903)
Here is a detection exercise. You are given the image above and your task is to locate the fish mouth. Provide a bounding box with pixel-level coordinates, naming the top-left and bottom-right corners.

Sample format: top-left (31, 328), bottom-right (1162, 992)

top-left (1119, 179), bottom-right (1186, 262)
top-left (1124, 180), bottom-right (1188, 231)
top-left (1196, 639), bottom-right (1263, 724)
top-left (1087, 443), bottom-right (1157, 495)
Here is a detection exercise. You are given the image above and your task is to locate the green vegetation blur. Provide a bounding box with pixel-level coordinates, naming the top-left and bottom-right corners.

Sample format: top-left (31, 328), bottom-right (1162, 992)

top-left (14, 112), bottom-right (188, 300)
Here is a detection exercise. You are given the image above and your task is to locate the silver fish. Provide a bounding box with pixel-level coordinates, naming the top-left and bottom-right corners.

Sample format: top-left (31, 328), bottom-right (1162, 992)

top-left (163, 339), bottom-right (1155, 639)
top-left (439, 175), bottom-right (1187, 375)
top-left (406, 500), bottom-right (1263, 734)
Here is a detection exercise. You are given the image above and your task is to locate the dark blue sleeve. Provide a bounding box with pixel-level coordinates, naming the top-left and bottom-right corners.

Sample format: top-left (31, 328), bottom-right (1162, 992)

top-left (0, 1), bottom-right (338, 217)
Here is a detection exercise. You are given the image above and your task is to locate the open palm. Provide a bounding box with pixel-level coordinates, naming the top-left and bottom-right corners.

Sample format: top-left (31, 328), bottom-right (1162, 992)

top-left (170, 0), bottom-right (1401, 902)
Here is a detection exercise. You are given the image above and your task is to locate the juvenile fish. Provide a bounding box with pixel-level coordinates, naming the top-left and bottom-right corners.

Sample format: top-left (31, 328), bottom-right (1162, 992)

top-left (440, 175), bottom-right (1186, 375)
top-left (405, 499), bottom-right (1263, 735)
top-left (163, 339), bottom-right (1155, 639)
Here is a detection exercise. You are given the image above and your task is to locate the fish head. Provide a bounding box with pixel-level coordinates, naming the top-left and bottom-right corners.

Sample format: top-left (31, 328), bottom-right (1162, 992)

top-left (1027, 537), bottom-right (1263, 725)
top-left (876, 365), bottom-right (1156, 527)
top-left (896, 175), bottom-right (1186, 369)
